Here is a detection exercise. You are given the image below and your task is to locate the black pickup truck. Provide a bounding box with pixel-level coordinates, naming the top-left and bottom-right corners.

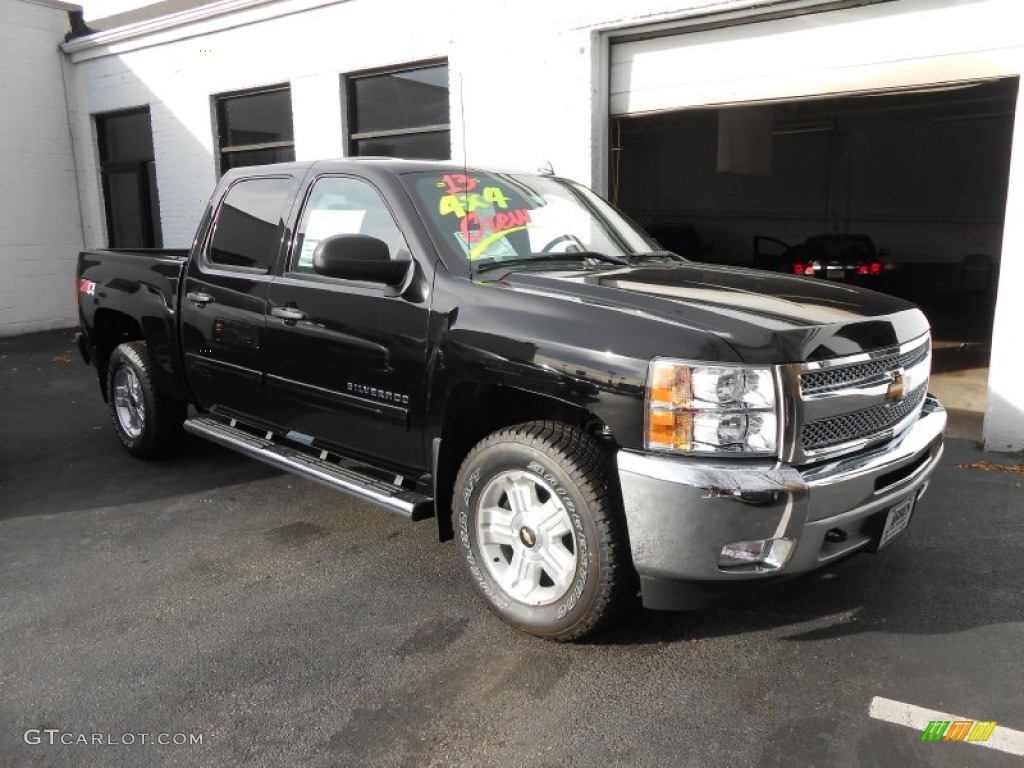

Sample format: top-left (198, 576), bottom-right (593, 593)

top-left (76, 158), bottom-right (946, 640)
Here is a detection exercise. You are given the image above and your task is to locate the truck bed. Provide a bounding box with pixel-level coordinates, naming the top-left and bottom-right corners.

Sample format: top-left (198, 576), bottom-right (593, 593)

top-left (76, 247), bottom-right (192, 401)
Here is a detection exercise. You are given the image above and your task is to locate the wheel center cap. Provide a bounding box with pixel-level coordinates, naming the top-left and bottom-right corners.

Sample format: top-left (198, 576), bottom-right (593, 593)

top-left (518, 526), bottom-right (538, 549)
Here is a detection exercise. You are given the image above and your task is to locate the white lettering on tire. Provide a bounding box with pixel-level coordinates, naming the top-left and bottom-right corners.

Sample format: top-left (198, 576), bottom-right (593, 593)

top-left (460, 466), bottom-right (509, 609)
top-left (527, 461), bottom-right (589, 619)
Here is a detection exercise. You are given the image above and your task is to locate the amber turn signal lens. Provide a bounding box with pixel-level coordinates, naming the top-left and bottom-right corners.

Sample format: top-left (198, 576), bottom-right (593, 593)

top-left (647, 410), bottom-right (675, 447)
top-left (649, 362), bottom-right (690, 406)
top-left (646, 410), bottom-right (692, 451)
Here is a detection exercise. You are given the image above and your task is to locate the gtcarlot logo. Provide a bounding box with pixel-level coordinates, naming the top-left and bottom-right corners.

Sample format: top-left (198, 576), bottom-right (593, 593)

top-left (24, 729), bottom-right (203, 746)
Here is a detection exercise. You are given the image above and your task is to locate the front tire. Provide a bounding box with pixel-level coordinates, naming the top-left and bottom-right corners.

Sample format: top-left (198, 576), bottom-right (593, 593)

top-left (454, 421), bottom-right (634, 641)
top-left (106, 341), bottom-right (185, 458)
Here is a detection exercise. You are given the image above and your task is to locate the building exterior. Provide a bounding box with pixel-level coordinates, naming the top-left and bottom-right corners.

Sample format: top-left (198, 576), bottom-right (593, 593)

top-left (6, 0), bottom-right (1024, 450)
top-left (1, 0), bottom-right (85, 336)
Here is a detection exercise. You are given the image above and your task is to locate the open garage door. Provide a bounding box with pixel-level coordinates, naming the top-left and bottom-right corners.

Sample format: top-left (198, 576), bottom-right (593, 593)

top-left (606, 0), bottom-right (1022, 443)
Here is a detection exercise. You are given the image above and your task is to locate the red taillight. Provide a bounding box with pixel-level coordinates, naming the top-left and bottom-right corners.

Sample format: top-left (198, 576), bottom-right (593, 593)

top-left (79, 278), bottom-right (96, 296)
top-left (794, 263), bottom-right (818, 276)
top-left (869, 262), bottom-right (882, 275)
top-left (858, 264), bottom-right (868, 275)
top-left (793, 263), bottom-right (805, 275)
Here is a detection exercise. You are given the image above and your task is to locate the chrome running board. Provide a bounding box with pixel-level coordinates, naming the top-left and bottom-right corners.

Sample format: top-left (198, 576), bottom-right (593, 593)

top-left (184, 415), bottom-right (433, 521)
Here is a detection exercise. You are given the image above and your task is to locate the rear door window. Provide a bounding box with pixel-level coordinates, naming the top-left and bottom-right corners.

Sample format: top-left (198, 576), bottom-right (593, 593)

top-left (208, 177), bottom-right (292, 271)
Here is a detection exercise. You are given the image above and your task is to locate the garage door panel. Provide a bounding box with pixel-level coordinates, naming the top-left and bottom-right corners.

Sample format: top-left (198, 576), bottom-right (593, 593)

top-left (610, 0), bottom-right (1022, 115)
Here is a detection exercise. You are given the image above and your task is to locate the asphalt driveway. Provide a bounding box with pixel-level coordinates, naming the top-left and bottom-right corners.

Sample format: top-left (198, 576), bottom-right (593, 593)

top-left (1, 329), bottom-right (1022, 767)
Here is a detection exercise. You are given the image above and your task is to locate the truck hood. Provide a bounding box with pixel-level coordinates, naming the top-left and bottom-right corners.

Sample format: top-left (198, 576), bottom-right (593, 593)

top-left (500, 262), bottom-right (929, 364)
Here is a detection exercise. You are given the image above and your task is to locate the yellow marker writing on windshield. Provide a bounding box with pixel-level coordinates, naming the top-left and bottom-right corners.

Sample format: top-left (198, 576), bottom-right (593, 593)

top-left (470, 226), bottom-right (530, 259)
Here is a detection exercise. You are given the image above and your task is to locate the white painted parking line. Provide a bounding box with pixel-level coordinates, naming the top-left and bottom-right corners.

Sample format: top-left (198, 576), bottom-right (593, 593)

top-left (869, 696), bottom-right (1024, 757)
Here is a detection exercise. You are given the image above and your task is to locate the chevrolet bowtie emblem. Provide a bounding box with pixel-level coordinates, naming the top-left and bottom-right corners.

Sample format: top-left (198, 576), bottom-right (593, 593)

top-left (887, 371), bottom-right (908, 402)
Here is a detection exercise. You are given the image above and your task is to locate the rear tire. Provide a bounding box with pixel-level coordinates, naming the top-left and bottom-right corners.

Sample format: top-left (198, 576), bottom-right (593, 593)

top-left (106, 342), bottom-right (185, 458)
top-left (454, 421), bottom-right (635, 641)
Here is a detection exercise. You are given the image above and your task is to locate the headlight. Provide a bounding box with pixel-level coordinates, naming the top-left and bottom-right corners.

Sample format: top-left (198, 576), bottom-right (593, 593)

top-left (645, 360), bottom-right (779, 455)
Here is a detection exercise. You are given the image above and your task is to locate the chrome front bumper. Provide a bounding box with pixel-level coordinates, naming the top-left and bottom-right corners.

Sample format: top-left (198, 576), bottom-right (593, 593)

top-left (617, 395), bottom-right (947, 610)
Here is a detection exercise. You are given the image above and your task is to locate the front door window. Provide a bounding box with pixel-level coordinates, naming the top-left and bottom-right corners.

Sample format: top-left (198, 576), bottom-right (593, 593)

top-left (291, 176), bottom-right (409, 274)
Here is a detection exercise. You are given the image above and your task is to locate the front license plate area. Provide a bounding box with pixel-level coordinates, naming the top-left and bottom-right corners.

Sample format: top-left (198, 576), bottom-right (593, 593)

top-left (862, 494), bottom-right (917, 552)
top-left (877, 496), bottom-right (915, 549)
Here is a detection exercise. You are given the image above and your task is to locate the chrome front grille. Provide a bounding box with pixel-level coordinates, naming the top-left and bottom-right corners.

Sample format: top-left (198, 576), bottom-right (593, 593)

top-left (799, 340), bottom-right (930, 395)
top-left (801, 385), bottom-right (927, 450)
top-left (779, 333), bottom-right (932, 464)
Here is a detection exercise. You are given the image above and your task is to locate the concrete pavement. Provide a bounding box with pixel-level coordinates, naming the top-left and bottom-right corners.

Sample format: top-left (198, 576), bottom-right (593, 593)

top-left (1, 329), bottom-right (1022, 767)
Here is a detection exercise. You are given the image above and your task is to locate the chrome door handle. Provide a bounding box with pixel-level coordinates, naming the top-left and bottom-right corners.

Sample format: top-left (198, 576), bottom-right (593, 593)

top-left (271, 306), bottom-right (307, 322)
top-left (186, 291), bottom-right (215, 306)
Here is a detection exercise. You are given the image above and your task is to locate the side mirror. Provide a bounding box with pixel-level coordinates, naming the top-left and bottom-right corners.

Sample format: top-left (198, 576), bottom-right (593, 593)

top-left (312, 234), bottom-right (411, 285)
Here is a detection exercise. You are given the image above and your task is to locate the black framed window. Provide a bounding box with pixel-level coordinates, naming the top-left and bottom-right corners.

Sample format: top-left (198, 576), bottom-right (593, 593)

top-left (208, 177), bottom-right (292, 271)
top-left (214, 85), bottom-right (295, 175)
top-left (96, 108), bottom-right (162, 248)
top-left (347, 62), bottom-right (450, 159)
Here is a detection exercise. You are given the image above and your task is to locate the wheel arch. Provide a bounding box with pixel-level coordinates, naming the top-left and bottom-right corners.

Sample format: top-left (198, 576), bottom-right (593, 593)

top-left (92, 309), bottom-right (189, 404)
top-left (92, 309), bottom-right (144, 401)
top-left (432, 381), bottom-right (616, 541)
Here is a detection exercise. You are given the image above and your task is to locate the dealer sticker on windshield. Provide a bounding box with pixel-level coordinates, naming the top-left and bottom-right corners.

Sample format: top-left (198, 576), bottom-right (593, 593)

top-left (878, 496), bottom-right (915, 549)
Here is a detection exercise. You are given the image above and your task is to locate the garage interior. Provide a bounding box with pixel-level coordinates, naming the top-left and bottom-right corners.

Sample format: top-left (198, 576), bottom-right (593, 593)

top-left (612, 77), bottom-right (1019, 441)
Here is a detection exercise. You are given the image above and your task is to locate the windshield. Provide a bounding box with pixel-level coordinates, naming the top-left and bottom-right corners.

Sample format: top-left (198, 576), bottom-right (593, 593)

top-left (404, 171), bottom-right (658, 268)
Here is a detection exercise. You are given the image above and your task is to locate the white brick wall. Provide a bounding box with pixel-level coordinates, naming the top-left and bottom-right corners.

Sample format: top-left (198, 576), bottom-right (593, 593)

top-left (65, 0), bottom-right (466, 247)
top-left (0, 0), bottom-right (85, 336)
top-left (61, 0), bottom-right (765, 249)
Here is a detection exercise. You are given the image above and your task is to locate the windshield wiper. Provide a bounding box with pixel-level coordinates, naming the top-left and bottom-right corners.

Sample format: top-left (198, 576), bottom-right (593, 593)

top-left (475, 251), bottom-right (630, 274)
top-left (626, 250), bottom-right (687, 263)
top-left (575, 251), bottom-right (632, 266)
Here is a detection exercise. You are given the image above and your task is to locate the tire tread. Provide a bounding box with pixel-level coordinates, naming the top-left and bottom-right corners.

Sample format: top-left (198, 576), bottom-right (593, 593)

top-left (107, 341), bottom-right (185, 458)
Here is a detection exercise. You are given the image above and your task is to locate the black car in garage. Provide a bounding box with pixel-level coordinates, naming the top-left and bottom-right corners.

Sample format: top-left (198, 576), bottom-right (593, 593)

top-left (754, 234), bottom-right (887, 282)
